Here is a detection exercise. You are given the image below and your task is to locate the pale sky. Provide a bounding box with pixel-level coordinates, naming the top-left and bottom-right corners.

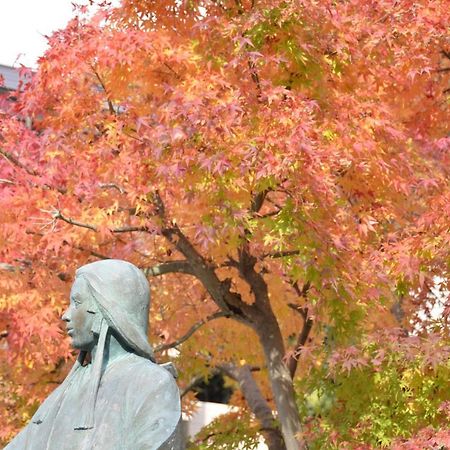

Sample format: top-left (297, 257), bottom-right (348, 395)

top-left (0, 1), bottom-right (83, 68)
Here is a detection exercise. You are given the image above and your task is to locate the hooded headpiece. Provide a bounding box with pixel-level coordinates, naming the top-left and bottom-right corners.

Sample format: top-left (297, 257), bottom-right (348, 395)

top-left (32, 260), bottom-right (168, 440)
top-left (76, 259), bottom-right (155, 362)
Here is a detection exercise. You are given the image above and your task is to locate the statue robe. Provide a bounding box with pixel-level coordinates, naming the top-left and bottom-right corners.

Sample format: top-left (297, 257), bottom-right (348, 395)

top-left (5, 353), bottom-right (183, 450)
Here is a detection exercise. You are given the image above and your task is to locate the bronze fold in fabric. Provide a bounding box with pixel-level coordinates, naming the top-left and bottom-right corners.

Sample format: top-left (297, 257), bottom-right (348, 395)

top-left (30, 351), bottom-right (85, 428)
top-left (75, 318), bottom-right (108, 431)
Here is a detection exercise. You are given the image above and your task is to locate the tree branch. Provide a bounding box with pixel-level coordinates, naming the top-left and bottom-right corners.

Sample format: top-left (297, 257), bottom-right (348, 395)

top-left (0, 148), bottom-right (39, 177)
top-left (154, 311), bottom-right (232, 353)
top-left (91, 66), bottom-right (115, 115)
top-left (287, 281), bottom-right (313, 378)
top-left (75, 245), bottom-right (111, 260)
top-left (98, 182), bottom-right (127, 194)
top-left (148, 44), bottom-right (181, 80)
top-left (255, 208), bottom-right (282, 219)
top-left (180, 370), bottom-right (220, 398)
top-left (153, 191), bottom-right (255, 321)
top-left (53, 210), bottom-right (148, 233)
top-left (291, 280), bottom-right (311, 301)
top-left (248, 59), bottom-right (263, 98)
top-left (143, 260), bottom-right (195, 277)
top-left (239, 30), bottom-right (263, 99)
top-left (235, 244), bottom-right (271, 313)
top-left (162, 223), bottom-right (255, 320)
top-left (53, 210), bottom-right (98, 231)
top-left (0, 262), bottom-right (22, 272)
top-left (229, 187), bottom-right (279, 309)
top-left (0, 148), bottom-right (68, 195)
top-left (263, 250), bottom-right (301, 259)
top-left (250, 188), bottom-right (270, 214)
top-left (113, 225), bottom-right (150, 233)
top-left (287, 315), bottom-right (313, 379)
top-left (234, 0), bottom-right (244, 14)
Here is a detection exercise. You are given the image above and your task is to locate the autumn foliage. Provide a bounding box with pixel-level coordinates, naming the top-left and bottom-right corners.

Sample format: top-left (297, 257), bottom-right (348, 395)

top-left (0, 0), bottom-right (449, 448)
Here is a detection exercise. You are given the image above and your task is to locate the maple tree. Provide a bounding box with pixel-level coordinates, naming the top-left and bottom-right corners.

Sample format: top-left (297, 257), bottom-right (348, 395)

top-left (1, 0), bottom-right (449, 448)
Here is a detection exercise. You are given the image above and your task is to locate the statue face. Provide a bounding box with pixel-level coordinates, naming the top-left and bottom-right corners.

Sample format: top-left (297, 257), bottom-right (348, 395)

top-left (62, 277), bottom-right (98, 351)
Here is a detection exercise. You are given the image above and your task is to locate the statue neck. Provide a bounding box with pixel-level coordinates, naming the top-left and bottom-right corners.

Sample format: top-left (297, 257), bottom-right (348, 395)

top-left (89, 328), bottom-right (130, 368)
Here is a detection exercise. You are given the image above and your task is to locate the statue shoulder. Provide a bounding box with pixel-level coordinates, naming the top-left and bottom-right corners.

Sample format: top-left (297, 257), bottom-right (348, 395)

top-left (119, 354), bottom-right (178, 387)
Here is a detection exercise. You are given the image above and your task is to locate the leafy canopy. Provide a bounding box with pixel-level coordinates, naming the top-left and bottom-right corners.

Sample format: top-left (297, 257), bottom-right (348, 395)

top-left (0, 0), bottom-right (449, 447)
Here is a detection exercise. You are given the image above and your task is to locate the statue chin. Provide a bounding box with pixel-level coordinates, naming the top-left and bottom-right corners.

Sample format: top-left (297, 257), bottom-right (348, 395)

top-left (70, 336), bottom-right (98, 352)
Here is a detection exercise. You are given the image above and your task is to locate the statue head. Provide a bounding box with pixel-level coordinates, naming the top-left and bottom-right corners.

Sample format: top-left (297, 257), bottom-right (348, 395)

top-left (62, 259), bottom-right (155, 361)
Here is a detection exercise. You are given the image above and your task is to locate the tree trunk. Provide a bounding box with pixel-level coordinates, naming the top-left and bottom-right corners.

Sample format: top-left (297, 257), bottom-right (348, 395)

top-left (254, 313), bottom-right (305, 450)
top-left (155, 219), bottom-right (305, 448)
top-left (220, 363), bottom-right (286, 450)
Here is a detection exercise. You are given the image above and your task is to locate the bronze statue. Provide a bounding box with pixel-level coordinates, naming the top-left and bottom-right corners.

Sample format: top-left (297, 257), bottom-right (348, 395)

top-left (6, 260), bottom-right (183, 450)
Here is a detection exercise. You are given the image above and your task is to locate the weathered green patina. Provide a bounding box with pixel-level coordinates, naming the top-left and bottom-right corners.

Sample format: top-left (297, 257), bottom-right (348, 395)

top-left (6, 260), bottom-right (183, 450)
